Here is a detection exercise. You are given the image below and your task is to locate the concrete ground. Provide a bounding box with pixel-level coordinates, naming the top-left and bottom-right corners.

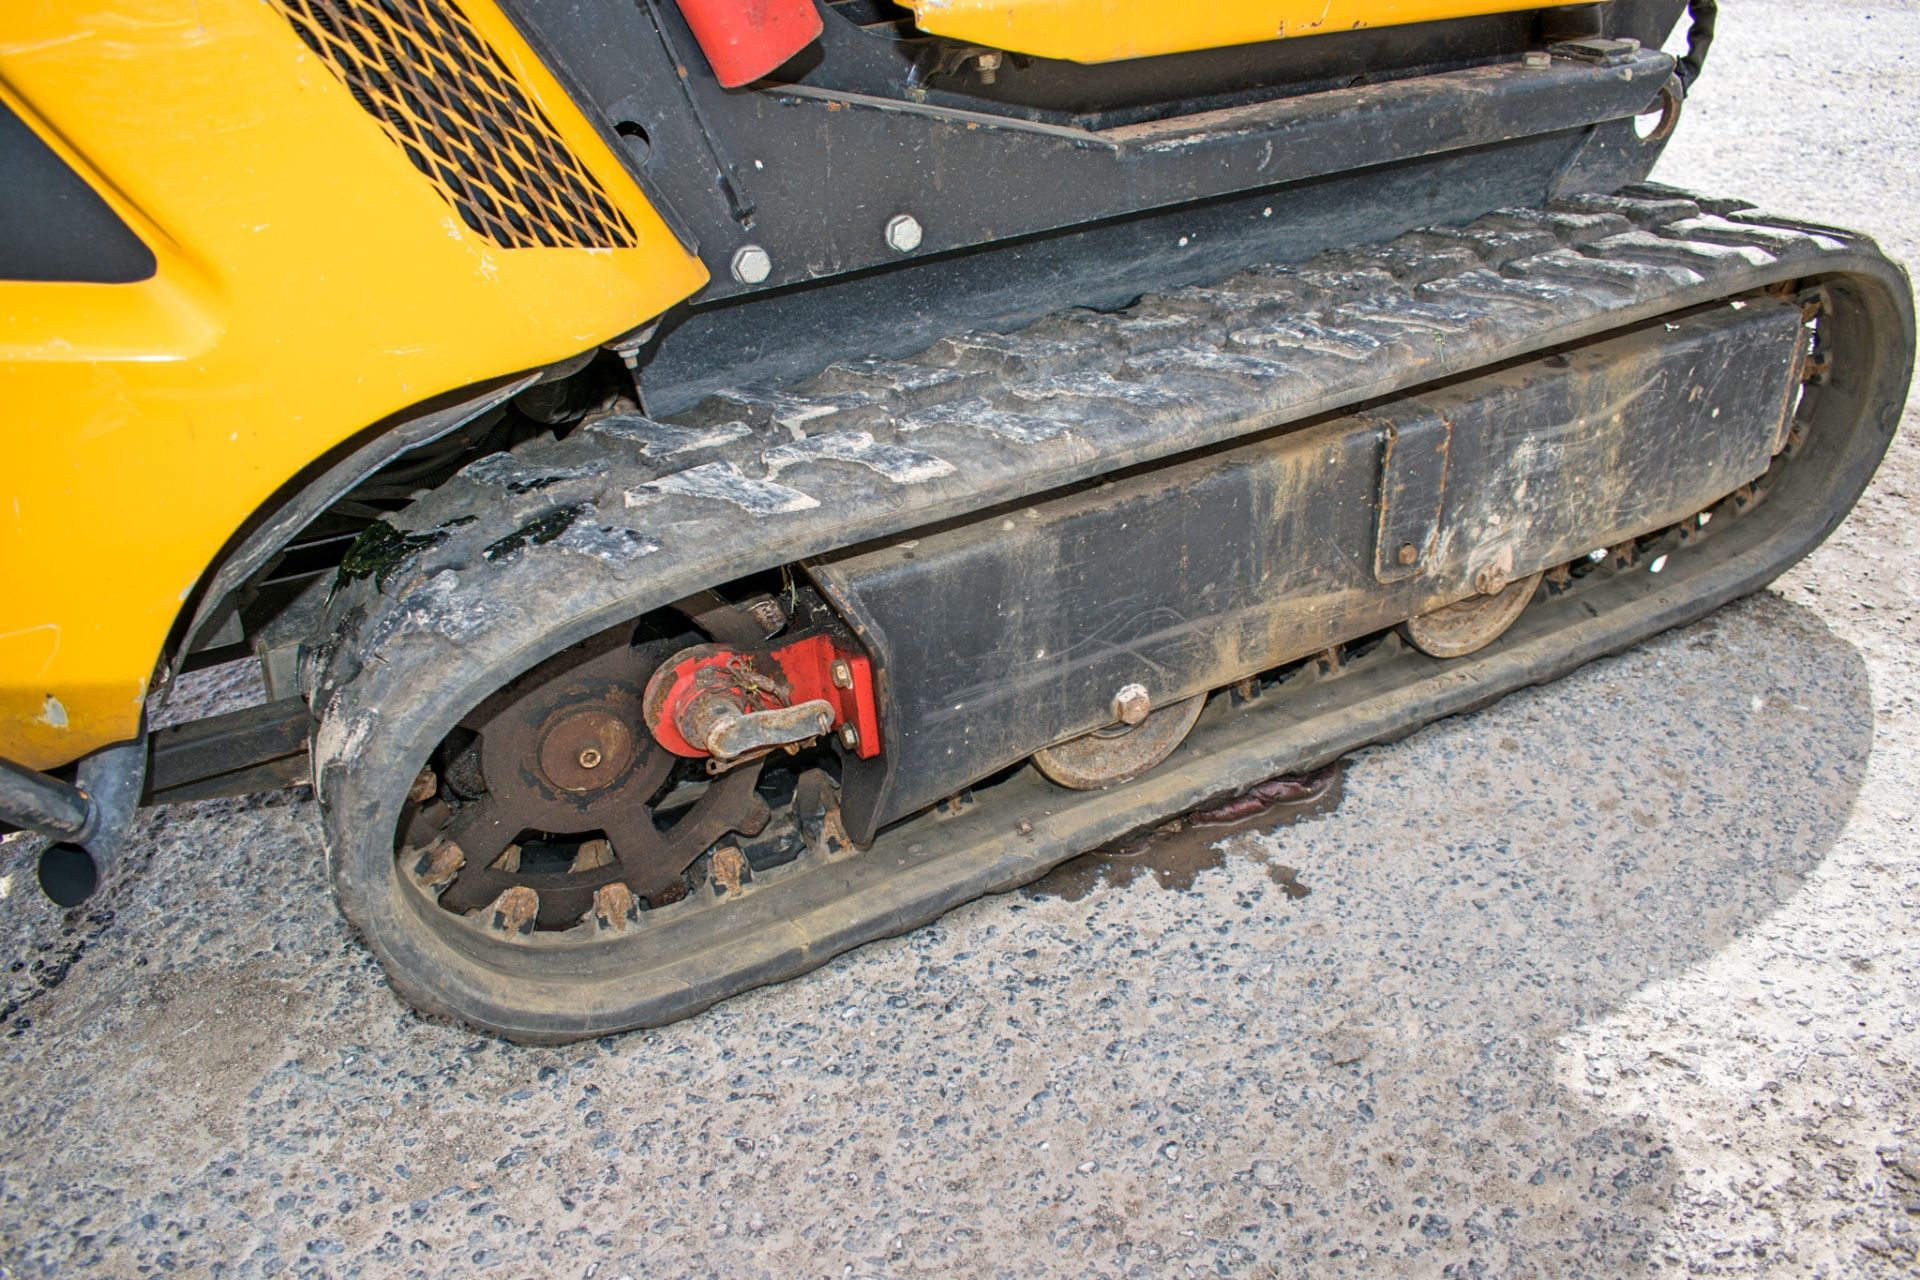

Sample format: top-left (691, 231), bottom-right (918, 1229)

top-left (3, 4), bottom-right (1916, 1276)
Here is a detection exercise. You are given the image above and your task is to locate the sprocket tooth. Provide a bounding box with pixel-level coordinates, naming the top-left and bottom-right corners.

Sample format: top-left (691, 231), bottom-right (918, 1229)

top-left (736, 794), bottom-right (772, 839)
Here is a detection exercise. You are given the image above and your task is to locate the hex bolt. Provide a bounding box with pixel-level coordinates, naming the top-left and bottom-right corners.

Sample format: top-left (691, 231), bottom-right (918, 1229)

top-left (839, 723), bottom-right (861, 750)
top-left (976, 51), bottom-right (1003, 84)
top-left (1522, 49), bottom-right (1551, 69)
top-left (1474, 564), bottom-right (1510, 596)
top-left (885, 214), bottom-right (924, 254)
top-left (730, 244), bottom-right (772, 284)
top-left (578, 746), bottom-right (603, 770)
top-left (1113, 682), bottom-right (1151, 727)
top-left (830, 659), bottom-right (854, 689)
top-left (1396, 541), bottom-right (1419, 566)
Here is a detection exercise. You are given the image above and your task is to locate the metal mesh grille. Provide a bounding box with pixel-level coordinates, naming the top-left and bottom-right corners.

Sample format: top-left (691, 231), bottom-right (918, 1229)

top-left (273, 0), bottom-right (638, 250)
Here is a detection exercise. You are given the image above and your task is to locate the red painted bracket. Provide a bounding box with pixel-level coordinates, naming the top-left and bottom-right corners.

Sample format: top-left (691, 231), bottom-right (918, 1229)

top-left (768, 634), bottom-right (882, 759)
top-left (644, 633), bottom-right (882, 760)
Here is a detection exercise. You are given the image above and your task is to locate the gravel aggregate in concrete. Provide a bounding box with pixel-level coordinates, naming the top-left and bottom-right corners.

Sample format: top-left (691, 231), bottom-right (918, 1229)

top-left (2, 4), bottom-right (1916, 1276)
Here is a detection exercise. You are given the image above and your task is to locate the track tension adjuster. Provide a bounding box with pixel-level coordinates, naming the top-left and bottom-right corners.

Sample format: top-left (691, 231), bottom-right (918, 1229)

top-left (641, 634), bottom-right (881, 772)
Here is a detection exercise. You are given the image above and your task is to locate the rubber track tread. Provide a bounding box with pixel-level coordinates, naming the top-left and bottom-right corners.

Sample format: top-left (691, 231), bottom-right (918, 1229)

top-left (305, 186), bottom-right (1911, 1038)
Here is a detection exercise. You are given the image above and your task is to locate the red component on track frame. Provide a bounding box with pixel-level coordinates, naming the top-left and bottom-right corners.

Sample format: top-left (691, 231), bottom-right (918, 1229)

top-left (643, 632), bottom-right (882, 761)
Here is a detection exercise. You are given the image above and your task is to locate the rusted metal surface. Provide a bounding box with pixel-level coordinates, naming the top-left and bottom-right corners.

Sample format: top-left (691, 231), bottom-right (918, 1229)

top-left (700, 698), bottom-right (834, 763)
top-left (402, 627), bottom-right (769, 926)
top-left (591, 882), bottom-right (635, 931)
top-left (794, 770), bottom-right (854, 860)
top-left (1031, 695), bottom-right (1205, 791)
top-left (709, 845), bottom-right (748, 897)
top-left (536, 709), bottom-right (636, 792)
top-left (487, 886), bottom-right (540, 937)
top-left (643, 646), bottom-right (825, 766)
top-left (1402, 569), bottom-right (1546, 658)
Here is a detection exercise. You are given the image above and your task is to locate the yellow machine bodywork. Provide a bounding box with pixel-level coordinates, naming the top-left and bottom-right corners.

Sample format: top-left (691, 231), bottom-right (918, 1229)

top-left (0, 0), bottom-right (705, 771)
top-left (907, 0), bottom-right (1557, 62)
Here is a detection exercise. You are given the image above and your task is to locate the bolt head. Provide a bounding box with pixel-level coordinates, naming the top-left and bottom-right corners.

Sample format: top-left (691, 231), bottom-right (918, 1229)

top-left (885, 214), bottom-right (924, 254)
top-left (1113, 682), bottom-right (1151, 727)
top-left (730, 244), bottom-right (772, 285)
top-left (1396, 541), bottom-right (1419, 566)
top-left (830, 659), bottom-right (854, 689)
top-left (1474, 565), bottom-right (1510, 596)
top-left (578, 747), bottom-right (603, 770)
top-left (839, 723), bottom-right (860, 750)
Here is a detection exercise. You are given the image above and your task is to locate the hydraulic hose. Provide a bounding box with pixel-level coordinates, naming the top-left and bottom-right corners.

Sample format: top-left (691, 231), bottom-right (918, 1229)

top-left (1675, 0), bottom-right (1718, 94)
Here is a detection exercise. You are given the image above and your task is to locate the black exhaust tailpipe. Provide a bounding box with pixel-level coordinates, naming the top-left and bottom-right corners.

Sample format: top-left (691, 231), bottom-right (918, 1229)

top-left (0, 739), bottom-right (146, 907)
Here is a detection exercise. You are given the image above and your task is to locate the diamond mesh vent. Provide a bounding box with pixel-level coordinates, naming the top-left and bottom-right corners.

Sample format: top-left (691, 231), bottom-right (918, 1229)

top-left (273, 0), bottom-right (638, 250)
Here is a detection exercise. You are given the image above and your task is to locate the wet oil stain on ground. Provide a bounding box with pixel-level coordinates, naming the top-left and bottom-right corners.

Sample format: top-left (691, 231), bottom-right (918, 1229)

top-left (1026, 762), bottom-right (1344, 902)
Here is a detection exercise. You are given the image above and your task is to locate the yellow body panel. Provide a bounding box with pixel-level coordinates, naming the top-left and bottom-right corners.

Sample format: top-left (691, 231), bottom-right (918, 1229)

top-left (907, 0), bottom-right (1555, 62)
top-left (0, 0), bottom-right (706, 770)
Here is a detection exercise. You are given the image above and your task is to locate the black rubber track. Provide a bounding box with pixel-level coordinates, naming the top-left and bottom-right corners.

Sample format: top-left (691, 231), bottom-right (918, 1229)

top-left (308, 187), bottom-right (1913, 1041)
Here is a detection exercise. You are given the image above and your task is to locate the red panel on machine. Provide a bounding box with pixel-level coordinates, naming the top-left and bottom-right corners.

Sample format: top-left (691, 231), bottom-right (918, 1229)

top-left (676, 0), bottom-right (825, 88)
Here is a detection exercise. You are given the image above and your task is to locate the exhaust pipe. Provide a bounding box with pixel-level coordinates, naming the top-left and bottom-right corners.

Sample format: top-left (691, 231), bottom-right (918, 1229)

top-left (0, 739), bottom-right (146, 907)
